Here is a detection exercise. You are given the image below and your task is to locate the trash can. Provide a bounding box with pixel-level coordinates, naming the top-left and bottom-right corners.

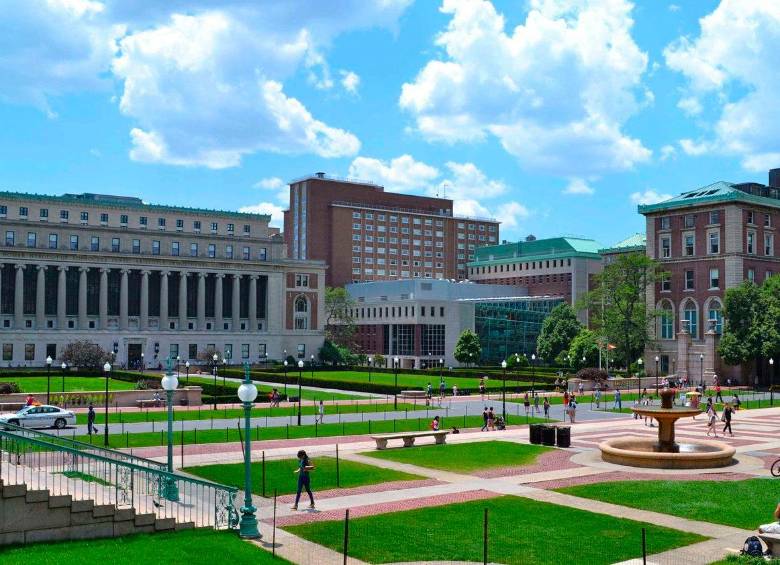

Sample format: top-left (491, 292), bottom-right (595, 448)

top-left (287, 396), bottom-right (299, 403)
top-left (556, 426), bottom-right (571, 448)
top-left (529, 424), bottom-right (542, 444)
top-left (541, 425), bottom-right (556, 446)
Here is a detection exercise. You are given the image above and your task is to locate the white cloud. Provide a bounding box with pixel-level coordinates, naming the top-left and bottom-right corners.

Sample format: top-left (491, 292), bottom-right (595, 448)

top-left (660, 144), bottom-right (676, 161)
top-left (340, 70), bottom-right (361, 94)
top-left (677, 96), bottom-right (702, 116)
top-left (253, 176), bottom-right (288, 204)
top-left (348, 154), bottom-right (440, 192)
top-left (563, 178), bottom-right (595, 195)
top-left (494, 201), bottom-right (530, 230)
top-left (679, 138), bottom-right (712, 156)
top-left (630, 189), bottom-right (672, 205)
top-left (436, 162), bottom-right (507, 200)
top-left (400, 0), bottom-right (652, 176)
top-left (665, 1), bottom-right (780, 170)
top-left (668, 4), bottom-right (681, 12)
top-left (238, 202), bottom-right (285, 228)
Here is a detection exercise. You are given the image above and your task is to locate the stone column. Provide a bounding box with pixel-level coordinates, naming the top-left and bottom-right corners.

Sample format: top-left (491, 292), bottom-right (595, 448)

top-left (139, 270), bottom-right (149, 330)
top-left (266, 272), bottom-right (283, 332)
top-left (99, 268), bottom-right (108, 329)
top-left (78, 267), bottom-right (88, 329)
top-left (704, 321), bottom-right (718, 381)
top-left (178, 271), bottom-right (188, 329)
top-left (676, 322), bottom-right (690, 382)
top-left (197, 272), bottom-right (206, 330)
top-left (36, 265), bottom-right (46, 329)
top-left (248, 275), bottom-right (258, 331)
top-left (14, 264), bottom-right (24, 328)
top-left (57, 266), bottom-right (67, 329)
top-left (119, 269), bottom-right (129, 330)
top-left (232, 274), bottom-right (241, 330)
top-left (159, 271), bottom-right (169, 329)
top-left (214, 274), bottom-right (224, 329)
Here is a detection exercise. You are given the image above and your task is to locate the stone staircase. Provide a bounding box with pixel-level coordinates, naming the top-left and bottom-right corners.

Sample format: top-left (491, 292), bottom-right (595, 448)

top-left (0, 481), bottom-right (195, 546)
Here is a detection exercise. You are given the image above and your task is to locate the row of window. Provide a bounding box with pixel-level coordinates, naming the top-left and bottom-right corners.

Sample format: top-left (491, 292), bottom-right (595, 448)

top-left (658, 210), bottom-right (773, 230)
top-left (349, 305), bottom-right (446, 320)
top-left (350, 211), bottom-right (497, 232)
top-left (470, 258), bottom-right (574, 275)
top-left (352, 271), bottom-right (440, 279)
top-left (352, 246), bottom-right (446, 257)
top-left (661, 268), bottom-right (774, 292)
top-left (0, 205), bottom-right (253, 235)
top-left (657, 298), bottom-right (723, 340)
top-left (3, 231), bottom-right (268, 260)
top-left (659, 230), bottom-right (773, 258)
top-left (353, 258), bottom-right (445, 268)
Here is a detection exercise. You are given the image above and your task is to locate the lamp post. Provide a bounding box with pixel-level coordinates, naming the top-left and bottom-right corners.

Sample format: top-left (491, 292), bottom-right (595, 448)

top-left (185, 361), bottom-right (190, 385)
top-left (699, 353), bottom-right (704, 391)
top-left (439, 359), bottom-right (443, 383)
top-left (45, 356), bottom-right (52, 404)
top-left (161, 359), bottom-right (179, 502)
top-left (393, 357), bottom-right (399, 410)
top-left (222, 359), bottom-right (227, 394)
top-left (310, 354), bottom-right (315, 386)
top-left (297, 360), bottom-right (304, 425)
top-left (140, 352), bottom-right (145, 373)
top-left (61, 362), bottom-right (67, 392)
top-left (102, 361), bottom-right (111, 447)
top-left (237, 362), bottom-right (260, 539)
top-left (637, 357), bottom-right (643, 398)
top-left (770, 358), bottom-right (775, 407)
top-left (654, 355), bottom-right (660, 396)
top-left (530, 353), bottom-right (536, 395)
top-left (283, 360), bottom-right (288, 397)
top-left (367, 357), bottom-right (373, 383)
top-left (212, 353), bottom-right (219, 410)
top-left (501, 360), bottom-right (507, 421)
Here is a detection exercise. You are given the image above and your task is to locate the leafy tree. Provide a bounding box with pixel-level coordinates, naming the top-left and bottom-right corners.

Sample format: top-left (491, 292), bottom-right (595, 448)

top-left (371, 353), bottom-right (386, 368)
top-left (454, 329), bottom-right (482, 365)
top-left (61, 341), bottom-right (111, 370)
top-left (578, 253), bottom-right (662, 368)
top-left (324, 287), bottom-right (356, 347)
top-left (505, 353), bottom-right (529, 369)
top-left (568, 329), bottom-right (600, 370)
top-left (318, 340), bottom-right (344, 366)
top-left (536, 303), bottom-right (582, 362)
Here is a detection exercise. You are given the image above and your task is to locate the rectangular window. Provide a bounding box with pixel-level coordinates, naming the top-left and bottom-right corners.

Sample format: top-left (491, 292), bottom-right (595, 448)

top-left (747, 231), bottom-right (756, 254)
top-left (765, 233), bottom-right (774, 256)
top-left (0, 205), bottom-right (6, 215)
top-left (158, 217), bottom-right (166, 228)
top-left (684, 270), bottom-right (694, 290)
top-left (227, 223), bottom-right (234, 233)
top-left (748, 268), bottom-right (755, 282)
top-left (225, 244), bottom-right (233, 259)
top-left (709, 232), bottom-right (720, 254)
top-left (243, 224), bottom-right (250, 234)
top-left (171, 242), bottom-right (180, 256)
top-left (295, 274), bottom-right (310, 287)
top-left (660, 273), bottom-right (671, 292)
top-left (79, 211), bottom-right (88, 222)
top-left (39, 208), bottom-right (48, 219)
top-left (70, 235), bottom-right (79, 251)
top-left (58, 209), bottom-right (68, 221)
top-left (140, 216), bottom-right (148, 227)
top-left (258, 247), bottom-right (267, 261)
top-left (91, 236), bottom-right (99, 251)
top-left (660, 237), bottom-right (671, 258)
top-left (747, 210), bottom-right (756, 224)
top-left (120, 214), bottom-right (128, 225)
top-left (48, 233), bottom-right (58, 249)
top-left (297, 344), bottom-right (306, 358)
top-left (2, 344), bottom-right (12, 361)
top-left (132, 239), bottom-right (140, 254)
top-left (111, 237), bottom-right (120, 252)
top-left (241, 344), bottom-right (250, 359)
top-left (188, 344), bottom-right (198, 359)
top-left (709, 210), bottom-right (720, 224)
top-left (211, 222), bottom-right (218, 232)
top-left (27, 232), bottom-right (36, 247)
top-left (684, 234), bottom-right (695, 256)
top-left (190, 243), bottom-right (198, 257)
top-left (176, 219), bottom-right (184, 229)
top-left (709, 268), bottom-right (720, 289)
top-left (208, 244), bottom-right (216, 258)
top-left (193, 220), bottom-right (201, 231)
top-left (242, 246), bottom-right (250, 260)
top-left (25, 343), bottom-right (35, 361)
top-left (100, 213), bottom-right (108, 224)
top-left (684, 214), bottom-right (695, 228)
top-left (19, 207), bottom-right (28, 217)
top-left (169, 344), bottom-right (179, 360)
top-left (765, 213), bottom-right (772, 228)
top-left (152, 240), bottom-right (160, 255)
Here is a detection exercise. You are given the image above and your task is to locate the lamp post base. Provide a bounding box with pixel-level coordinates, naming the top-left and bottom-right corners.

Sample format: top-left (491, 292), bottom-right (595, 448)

top-left (239, 505), bottom-right (261, 539)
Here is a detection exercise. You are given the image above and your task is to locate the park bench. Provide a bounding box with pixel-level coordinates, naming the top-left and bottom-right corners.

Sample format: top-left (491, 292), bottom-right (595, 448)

top-left (136, 399), bottom-right (165, 409)
top-left (400, 390), bottom-right (427, 400)
top-left (370, 430), bottom-right (449, 450)
top-left (759, 533), bottom-right (780, 555)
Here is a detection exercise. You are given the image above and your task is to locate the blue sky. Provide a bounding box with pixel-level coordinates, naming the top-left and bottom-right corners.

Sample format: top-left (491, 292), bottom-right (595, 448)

top-left (1, 0), bottom-right (778, 247)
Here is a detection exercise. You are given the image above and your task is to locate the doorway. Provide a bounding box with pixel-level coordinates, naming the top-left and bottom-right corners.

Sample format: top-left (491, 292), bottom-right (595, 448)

top-left (127, 343), bottom-right (142, 370)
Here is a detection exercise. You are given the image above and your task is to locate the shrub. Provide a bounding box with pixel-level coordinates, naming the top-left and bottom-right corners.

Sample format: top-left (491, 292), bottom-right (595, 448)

top-left (575, 368), bottom-right (609, 382)
top-left (61, 341), bottom-right (112, 371)
top-left (135, 379), bottom-right (162, 390)
top-left (0, 382), bottom-right (21, 394)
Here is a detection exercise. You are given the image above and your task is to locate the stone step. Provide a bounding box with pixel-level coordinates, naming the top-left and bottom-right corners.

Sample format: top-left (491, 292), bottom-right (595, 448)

top-left (174, 521), bottom-right (196, 531)
top-left (48, 494), bottom-right (72, 508)
top-left (113, 508), bottom-right (136, 522)
top-left (134, 513), bottom-right (156, 527)
top-left (92, 504), bottom-right (116, 518)
top-left (154, 517), bottom-right (176, 531)
top-left (25, 489), bottom-right (50, 503)
top-left (70, 499), bottom-right (94, 513)
top-left (1, 484), bottom-right (27, 498)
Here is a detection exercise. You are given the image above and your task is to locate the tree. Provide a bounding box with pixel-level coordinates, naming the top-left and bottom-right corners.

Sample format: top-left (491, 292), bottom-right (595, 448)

top-left (197, 346), bottom-right (223, 368)
top-left (505, 353), bottom-right (529, 369)
top-left (318, 340), bottom-right (344, 366)
top-left (578, 253), bottom-right (662, 369)
top-left (324, 287), bottom-right (356, 347)
top-left (372, 353), bottom-right (386, 368)
top-left (454, 329), bottom-right (482, 365)
top-left (536, 303), bottom-right (582, 362)
top-left (568, 329), bottom-right (600, 370)
top-left (61, 341), bottom-right (111, 370)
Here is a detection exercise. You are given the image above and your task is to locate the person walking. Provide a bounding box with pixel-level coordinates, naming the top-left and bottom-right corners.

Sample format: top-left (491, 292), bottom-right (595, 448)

top-left (481, 407), bottom-right (489, 432)
top-left (316, 400), bottom-right (325, 424)
top-left (563, 390), bottom-right (570, 409)
top-left (487, 407), bottom-right (495, 431)
top-left (578, 381), bottom-right (584, 396)
top-left (479, 378), bottom-right (486, 400)
top-left (533, 393), bottom-right (540, 415)
top-left (523, 392), bottom-right (530, 415)
top-left (594, 387), bottom-right (602, 409)
top-left (439, 380), bottom-right (446, 401)
top-left (706, 403), bottom-right (719, 437)
top-left (568, 398), bottom-right (577, 423)
top-left (543, 397), bottom-right (550, 419)
top-left (722, 403), bottom-right (734, 436)
top-left (732, 393), bottom-right (741, 410)
top-left (452, 384), bottom-right (458, 398)
top-left (715, 384), bottom-right (723, 404)
top-left (614, 389), bottom-right (622, 411)
top-left (87, 403), bottom-right (97, 436)
top-left (291, 450), bottom-right (315, 510)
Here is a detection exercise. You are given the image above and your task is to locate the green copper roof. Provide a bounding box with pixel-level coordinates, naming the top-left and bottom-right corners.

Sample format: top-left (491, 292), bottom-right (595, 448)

top-left (470, 237), bottom-right (603, 267)
top-left (0, 190), bottom-right (272, 221)
top-left (599, 233), bottom-right (646, 254)
top-left (638, 181), bottom-right (780, 214)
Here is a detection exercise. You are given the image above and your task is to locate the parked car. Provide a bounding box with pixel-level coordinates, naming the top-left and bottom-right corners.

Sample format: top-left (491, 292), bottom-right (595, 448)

top-left (0, 405), bottom-right (76, 429)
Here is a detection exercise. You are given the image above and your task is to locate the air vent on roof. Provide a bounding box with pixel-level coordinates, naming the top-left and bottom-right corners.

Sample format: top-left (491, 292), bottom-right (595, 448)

top-left (315, 172), bottom-right (326, 178)
top-left (525, 234), bottom-right (536, 241)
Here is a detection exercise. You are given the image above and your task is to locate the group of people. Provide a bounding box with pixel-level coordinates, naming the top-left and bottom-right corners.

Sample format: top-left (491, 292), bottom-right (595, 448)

top-left (479, 407), bottom-right (505, 431)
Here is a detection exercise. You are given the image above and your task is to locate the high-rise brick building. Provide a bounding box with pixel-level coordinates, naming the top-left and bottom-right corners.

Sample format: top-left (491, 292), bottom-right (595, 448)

top-left (283, 173), bottom-right (500, 287)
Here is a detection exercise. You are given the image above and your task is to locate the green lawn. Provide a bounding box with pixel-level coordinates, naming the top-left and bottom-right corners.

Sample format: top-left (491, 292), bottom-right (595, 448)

top-left (0, 376), bottom-right (137, 394)
top-left (558, 479), bottom-right (780, 530)
top-left (185, 456), bottom-right (422, 497)
top-left (362, 440), bottom-right (552, 473)
top-left (56, 470), bottom-right (111, 486)
top-left (184, 376), bottom-right (362, 401)
top-left (75, 401), bottom-right (427, 425)
top-left (0, 528), bottom-right (288, 564)
top-left (286, 495), bottom-right (705, 564)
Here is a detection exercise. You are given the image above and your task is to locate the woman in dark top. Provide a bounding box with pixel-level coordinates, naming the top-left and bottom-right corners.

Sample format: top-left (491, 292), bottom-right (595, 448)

top-left (291, 449), bottom-right (315, 510)
top-left (722, 403), bottom-right (734, 437)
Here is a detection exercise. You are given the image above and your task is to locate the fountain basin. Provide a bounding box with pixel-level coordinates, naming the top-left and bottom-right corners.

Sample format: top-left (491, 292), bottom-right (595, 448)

top-left (599, 436), bottom-right (735, 469)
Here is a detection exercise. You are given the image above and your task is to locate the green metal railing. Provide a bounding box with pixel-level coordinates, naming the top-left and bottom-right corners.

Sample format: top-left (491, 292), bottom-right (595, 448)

top-left (0, 424), bottom-right (238, 530)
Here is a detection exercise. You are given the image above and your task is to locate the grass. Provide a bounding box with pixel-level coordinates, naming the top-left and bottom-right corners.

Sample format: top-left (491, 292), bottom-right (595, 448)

top-left (557, 479), bottom-right (780, 530)
top-left (185, 375), bottom-right (361, 401)
top-left (362, 440), bottom-right (552, 473)
top-left (185, 456), bottom-right (423, 497)
top-left (67, 414), bottom-right (551, 449)
top-left (0, 376), bottom-right (136, 394)
top-left (286, 495), bottom-right (705, 564)
top-left (0, 528), bottom-right (289, 564)
top-left (56, 470), bottom-right (111, 486)
top-left (75, 401), bottom-right (427, 425)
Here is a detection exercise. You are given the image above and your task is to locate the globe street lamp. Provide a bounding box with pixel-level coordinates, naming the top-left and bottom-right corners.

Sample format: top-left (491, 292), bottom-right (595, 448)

top-left (367, 357), bottom-right (373, 383)
top-left (283, 360), bottom-right (288, 397)
top-left (185, 360), bottom-right (190, 385)
top-left (393, 357), bottom-right (400, 410)
top-left (530, 353), bottom-right (536, 395)
top-left (501, 360), bottom-right (507, 421)
top-left (770, 358), bottom-right (775, 407)
top-left (654, 355), bottom-right (660, 396)
top-left (140, 352), bottom-right (145, 373)
top-left (637, 357), bottom-right (643, 398)
top-left (161, 359), bottom-right (179, 502)
top-left (237, 362), bottom-right (260, 539)
top-left (61, 361), bottom-right (67, 393)
top-left (102, 361), bottom-right (111, 447)
top-left (439, 359), bottom-right (444, 382)
top-left (45, 356), bottom-right (52, 404)
top-left (699, 353), bottom-right (704, 391)
top-left (310, 354), bottom-right (315, 386)
top-left (297, 360), bottom-right (304, 425)
top-left (212, 353), bottom-right (219, 410)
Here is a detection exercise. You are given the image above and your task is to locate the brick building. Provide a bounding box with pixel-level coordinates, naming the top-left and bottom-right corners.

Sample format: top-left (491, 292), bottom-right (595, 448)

top-left (639, 169), bottom-right (780, 384)
top-left (466, 237), bottom-right (603, 324)
top-left (283, 173), bottom-right (500, 287)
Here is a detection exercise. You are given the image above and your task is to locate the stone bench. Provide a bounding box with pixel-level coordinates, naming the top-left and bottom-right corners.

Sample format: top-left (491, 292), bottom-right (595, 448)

top-left (371, 430), bottom-right (449, 450)
top-left (136, 399), bottom-right (165, 408)
top-left (759, 533), bottom-right (780, 556)
top-left (400, 390), bottom-right (428, 400)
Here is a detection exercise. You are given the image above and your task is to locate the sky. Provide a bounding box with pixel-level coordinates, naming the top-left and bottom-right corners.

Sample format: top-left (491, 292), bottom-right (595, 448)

top-left (1, 0), bottom-right (779, 247)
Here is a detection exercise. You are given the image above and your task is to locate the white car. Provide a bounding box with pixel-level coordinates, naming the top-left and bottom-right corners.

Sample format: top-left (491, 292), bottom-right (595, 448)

top-left (0, 405), bottom-right (76, 429)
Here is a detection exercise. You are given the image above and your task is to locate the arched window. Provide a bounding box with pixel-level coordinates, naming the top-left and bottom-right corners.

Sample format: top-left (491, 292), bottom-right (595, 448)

top-left (659, 300), bottom-right (674, 339)
top-left (683, 300), bottom-right (698, 339)
top-left (707, 299), bottom-right (723, 334)
top-left (294, 295), bottom-right (309, 330)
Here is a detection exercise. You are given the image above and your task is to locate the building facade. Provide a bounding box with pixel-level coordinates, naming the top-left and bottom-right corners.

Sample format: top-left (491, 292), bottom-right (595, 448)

top-left (466, 237), bottom-right (603, 324)
top-left (284, 173), bottom-right (500, 287)
top-left (0, 192), bottom-right (325, 367)
top-left (346, 279), bottom-right (564, 368)
top-left (639, 170), bottom-right (780, 384)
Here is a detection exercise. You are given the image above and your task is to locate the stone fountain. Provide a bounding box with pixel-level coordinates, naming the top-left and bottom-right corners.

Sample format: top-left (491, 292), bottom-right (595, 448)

top-left (599, 389), bottom-right (735, 469)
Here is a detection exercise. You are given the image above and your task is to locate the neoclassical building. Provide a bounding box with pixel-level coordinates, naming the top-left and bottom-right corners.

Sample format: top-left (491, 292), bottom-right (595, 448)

top-left (0, 191), bottom-right (325, 367)
top-left (640, 170), bottom-right (780, 384)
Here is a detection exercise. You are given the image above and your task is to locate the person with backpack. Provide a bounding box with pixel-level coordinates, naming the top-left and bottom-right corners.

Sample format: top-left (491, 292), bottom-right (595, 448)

top-left (543, 397), bottom-right (550, 419)
top-left (759, 501), bottom-right (780, 534)
top-left (533, 393), bottom-right (540, 415)
top-left (291, 450), bottom-right (315, 510)
top-left (523, 392), bottom-right (530, 415)
top-left (706, 403), bottom-right (719, 437)
top-left (487, 407), bottom-right (495, 431)
top-left (481, 407), bottom-right (489, 432)
top-left (722, 403), bottom-right (734, 437)
top-left (87, 403), bottom-right (97, 435)
top-left (568, 398), bottom-right (577, 423)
